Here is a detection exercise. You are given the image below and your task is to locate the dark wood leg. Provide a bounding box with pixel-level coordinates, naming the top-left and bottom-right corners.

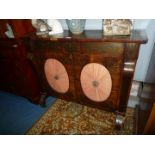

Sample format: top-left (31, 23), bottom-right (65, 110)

top-left (39, 91), bottom-right (47, 107)
top-left (115, 112), bottom-right (125, 129)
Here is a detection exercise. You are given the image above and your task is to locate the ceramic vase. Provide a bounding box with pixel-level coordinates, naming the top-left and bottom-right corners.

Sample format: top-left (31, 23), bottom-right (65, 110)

top-left (66, 19), bottom-right (86, 35)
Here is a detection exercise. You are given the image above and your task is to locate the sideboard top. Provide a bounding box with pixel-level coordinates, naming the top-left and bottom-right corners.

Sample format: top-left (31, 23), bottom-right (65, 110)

top-left (29, 30), bottom-right (148, 44)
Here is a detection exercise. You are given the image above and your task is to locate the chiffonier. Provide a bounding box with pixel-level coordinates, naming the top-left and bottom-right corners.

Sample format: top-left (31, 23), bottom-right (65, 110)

top-left (24, 30), bottom-right (147, 127)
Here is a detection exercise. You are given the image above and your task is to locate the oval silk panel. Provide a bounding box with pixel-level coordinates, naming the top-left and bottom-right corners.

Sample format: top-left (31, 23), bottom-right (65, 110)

top-left (44, 59), bottom-right (69, 93)
top-left (80, 63), bottom-right (112, 102)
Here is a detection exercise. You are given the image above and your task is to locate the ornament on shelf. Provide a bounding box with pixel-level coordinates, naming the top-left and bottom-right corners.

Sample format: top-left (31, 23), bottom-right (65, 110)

top-left (31, 19), bottom-right (63, 36)
top-left (103, 19), bottom-right (133, 36)
top-left (47, 19), bottom-right (64, 35)
top-left (66, 19), bottom-right (86, 35)
top-left (31, 19), bottom-right (50, 34)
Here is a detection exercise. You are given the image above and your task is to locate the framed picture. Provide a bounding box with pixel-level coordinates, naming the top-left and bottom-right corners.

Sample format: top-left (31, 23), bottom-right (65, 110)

top-left (103, 19), bottom-right (133, 35)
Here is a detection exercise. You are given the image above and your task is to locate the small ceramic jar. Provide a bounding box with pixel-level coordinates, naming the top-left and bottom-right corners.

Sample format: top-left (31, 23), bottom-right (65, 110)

top-left (66, 19), bottom-right (86, 35)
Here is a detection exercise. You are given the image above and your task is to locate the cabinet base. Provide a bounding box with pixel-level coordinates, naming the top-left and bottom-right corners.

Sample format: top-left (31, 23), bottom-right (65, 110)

top-left (38, 92), bottom-right (48, 107)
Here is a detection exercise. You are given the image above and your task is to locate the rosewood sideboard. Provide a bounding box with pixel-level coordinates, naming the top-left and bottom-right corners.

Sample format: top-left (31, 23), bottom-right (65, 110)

top-left (24, 30), bottom-right (148, 127)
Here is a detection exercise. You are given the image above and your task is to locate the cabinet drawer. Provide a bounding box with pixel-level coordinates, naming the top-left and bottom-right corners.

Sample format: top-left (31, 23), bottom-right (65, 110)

top-left (79, 42), bottom-right (124, 57)
top-left (73, 53), bottom-right (123, 74)
top-left (33, 50), bottom-right (72, 66)
top-left (30, 40), bottom-right (69, 54)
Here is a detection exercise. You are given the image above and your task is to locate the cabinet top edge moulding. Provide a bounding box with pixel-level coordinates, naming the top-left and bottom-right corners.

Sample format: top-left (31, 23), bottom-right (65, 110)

top-left (29, 30), bottom-right (148, 44)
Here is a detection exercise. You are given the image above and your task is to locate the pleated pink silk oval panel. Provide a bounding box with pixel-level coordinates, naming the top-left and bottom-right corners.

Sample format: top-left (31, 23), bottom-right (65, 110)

top-left (80, 63), bottom-right (112, 102)
top-left (44, 59), bottom-right (69, 93)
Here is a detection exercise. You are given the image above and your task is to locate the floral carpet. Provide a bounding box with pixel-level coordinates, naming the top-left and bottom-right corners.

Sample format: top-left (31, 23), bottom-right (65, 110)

top-left (27, 99), bottom-right (134, 135)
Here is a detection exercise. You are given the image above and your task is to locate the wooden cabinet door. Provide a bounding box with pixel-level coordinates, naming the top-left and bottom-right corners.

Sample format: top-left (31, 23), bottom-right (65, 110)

top-left (72, 42), bottom-right (124, 111)
top-left (31, 40), bottom-right (76, 101)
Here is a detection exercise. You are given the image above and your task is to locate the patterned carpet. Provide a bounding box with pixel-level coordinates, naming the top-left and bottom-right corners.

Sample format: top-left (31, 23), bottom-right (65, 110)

top-left (27, 99), bottom-right (134, 135)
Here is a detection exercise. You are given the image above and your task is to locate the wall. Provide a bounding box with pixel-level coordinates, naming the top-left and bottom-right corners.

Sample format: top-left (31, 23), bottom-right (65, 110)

top-left (133, 19), bottom-right (155, 82)
top-left (59, 19), bottom-right (155, 82)
top-left (59, 19), bottom-right (103, 30)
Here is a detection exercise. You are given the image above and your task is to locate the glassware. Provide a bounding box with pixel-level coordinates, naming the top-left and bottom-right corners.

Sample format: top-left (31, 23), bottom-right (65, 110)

top-left (66, 19), bottom-right (86, 35)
